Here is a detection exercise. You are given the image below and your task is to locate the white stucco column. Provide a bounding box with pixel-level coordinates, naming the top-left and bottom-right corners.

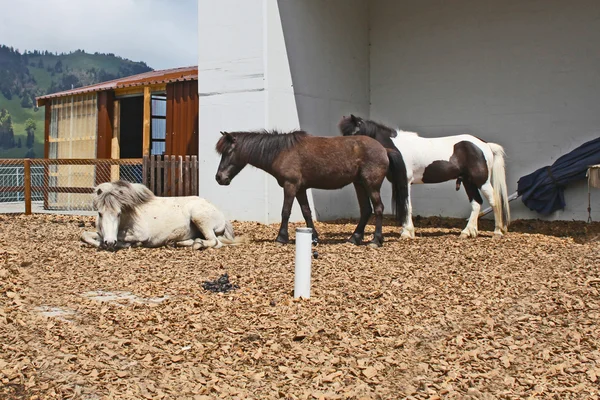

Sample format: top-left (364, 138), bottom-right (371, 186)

top-left (199, 0), bottom-right (370, 223)
top-left (198, 0), bottom-right (309, 224)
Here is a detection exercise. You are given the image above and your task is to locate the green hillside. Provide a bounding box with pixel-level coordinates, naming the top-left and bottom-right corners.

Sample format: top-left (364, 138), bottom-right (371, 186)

top-left (0, 46), bottom-right (152, 158)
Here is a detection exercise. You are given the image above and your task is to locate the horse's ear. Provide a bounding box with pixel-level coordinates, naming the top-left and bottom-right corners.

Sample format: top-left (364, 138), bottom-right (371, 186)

top-left (223, 131), bottom-right (236, 143)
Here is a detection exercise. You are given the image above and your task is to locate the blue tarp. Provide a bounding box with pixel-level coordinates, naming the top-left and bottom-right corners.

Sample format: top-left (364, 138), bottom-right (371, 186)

top-left (517, 136), bottom-right (600, 215)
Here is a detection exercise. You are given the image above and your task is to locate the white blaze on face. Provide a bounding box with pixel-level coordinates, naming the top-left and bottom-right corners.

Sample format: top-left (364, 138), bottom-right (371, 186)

top-left (98, 209), bottom-right (120, 246)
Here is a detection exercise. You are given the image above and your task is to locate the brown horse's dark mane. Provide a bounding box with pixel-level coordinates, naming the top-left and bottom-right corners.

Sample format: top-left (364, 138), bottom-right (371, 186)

top-left (216, 129), bottom-right (309, 167)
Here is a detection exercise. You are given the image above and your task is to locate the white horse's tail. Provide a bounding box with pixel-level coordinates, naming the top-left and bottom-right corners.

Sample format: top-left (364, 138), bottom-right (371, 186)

top-left (488, 142), bottom-right (510, 232)
top-left (218, 221), bottom-right (250, 245)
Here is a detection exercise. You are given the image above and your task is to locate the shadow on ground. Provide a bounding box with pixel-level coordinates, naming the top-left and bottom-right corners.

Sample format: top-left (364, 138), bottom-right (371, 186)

top-left (316, 215), bottom-right (600, 244)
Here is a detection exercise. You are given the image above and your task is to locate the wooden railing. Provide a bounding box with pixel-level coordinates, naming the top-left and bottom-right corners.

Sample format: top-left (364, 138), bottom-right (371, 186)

top-left (142, 155), bottom-right (198, 197)
top-left (0, 156), bottom-right (200, 215)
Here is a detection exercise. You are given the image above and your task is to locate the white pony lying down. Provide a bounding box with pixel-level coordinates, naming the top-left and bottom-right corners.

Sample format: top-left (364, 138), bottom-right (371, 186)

top-left (80, 180), bottom-right (247, 251)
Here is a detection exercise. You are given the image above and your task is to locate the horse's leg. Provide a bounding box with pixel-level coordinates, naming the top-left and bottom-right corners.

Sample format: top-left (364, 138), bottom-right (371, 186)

top-left (80, 231), bottom-right (102, 248)
top-left (367, 187), bottom-right (385, 248)
top-left (192, 229), bottom-right (223, 250)
top-left (460, 181), bottom-right (483, 238)
top-left (295, 189), bottom-right (319, 244)
top-left (479, 181), bottom-right (503, 238)
top-left (190, 217), bottom-right (224, 250)
top-left (348, 183), bottom-right (372, 245)
top-left (401, 182), bottom-right (415, 239)
top-left (175, 239), bottom-right (195, 247)
top-left (275, 183), bottom-right (297, 245)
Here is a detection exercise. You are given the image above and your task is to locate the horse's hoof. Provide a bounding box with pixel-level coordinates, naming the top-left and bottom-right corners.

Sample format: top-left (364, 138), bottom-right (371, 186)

top-left (312, 238), bottom-right (319, 246)
top-left (459, 230), bottom-right (477, 239)
top-left (400, 229), bottom-right (415, 239)
top-left (367, 242), bottom-right (382, 249)
top-left (493, 232), bottom-right (504, 240)
top-left (275, 241), bottom-right (286, 247)
top-left (348, 236), bottom-right (362, 246)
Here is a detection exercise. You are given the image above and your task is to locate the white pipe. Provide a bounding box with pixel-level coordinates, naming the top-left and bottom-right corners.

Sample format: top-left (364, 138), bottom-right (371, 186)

top-left (294, 227), bottom-right (313, 299)
top-left (478, 191), bottom-right (520, 218)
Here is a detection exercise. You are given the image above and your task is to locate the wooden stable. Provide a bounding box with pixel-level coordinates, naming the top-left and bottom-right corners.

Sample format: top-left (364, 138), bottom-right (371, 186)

top-left (37, 66), bottom-right (199, 161)
top-left (35, 66), bottom-right (198, 208)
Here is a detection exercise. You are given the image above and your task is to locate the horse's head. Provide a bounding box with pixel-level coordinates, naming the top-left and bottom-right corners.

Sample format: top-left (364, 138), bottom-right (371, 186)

top-left (338, 114), bottom-right (365, 136)
top-left (93, 183), bottom-right (122, 250)
top-left (215, 131), bottom-right (246, 185)
top-left (92, 180), bottom-right (153, 250)
top-left (338, 114), bottom-right (397, 139)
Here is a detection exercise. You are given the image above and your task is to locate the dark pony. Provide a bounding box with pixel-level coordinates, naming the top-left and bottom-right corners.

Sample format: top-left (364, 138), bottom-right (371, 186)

top-left (339, 114), bottom-right (510, 239)
top-left (215, 129), bottom-right (409, 247)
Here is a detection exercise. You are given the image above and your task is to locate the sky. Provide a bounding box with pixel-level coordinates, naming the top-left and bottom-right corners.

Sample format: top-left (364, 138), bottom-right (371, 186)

top-left (0, 0), bottom-right (198, 70)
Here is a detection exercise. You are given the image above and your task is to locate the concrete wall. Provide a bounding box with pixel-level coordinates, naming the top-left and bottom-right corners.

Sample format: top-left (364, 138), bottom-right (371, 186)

top-left (278, 0), bottom-right (370, 220)
top-left (198, 0), bottom-right (315, 224)
top-left (369, 0), bottom-right (600, 221)
top-left (198, 0), bottom-right (370, 223)
top-left (199, 0), bottom-right (600, 223)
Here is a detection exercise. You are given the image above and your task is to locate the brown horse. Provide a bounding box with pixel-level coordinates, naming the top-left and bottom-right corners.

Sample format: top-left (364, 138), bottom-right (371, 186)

top-left (215, 129), bottom-right (409, 247)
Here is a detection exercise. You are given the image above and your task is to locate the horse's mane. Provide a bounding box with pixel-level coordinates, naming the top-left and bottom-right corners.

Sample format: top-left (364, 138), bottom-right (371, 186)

top-left (93, 180), bottom-right (155, 213)
top-left (216, 129), bottom-right (309, 166)
top-left (339, 116), bottom-right (406, 139)
top-left (365, 120), bottom-right (396, 138)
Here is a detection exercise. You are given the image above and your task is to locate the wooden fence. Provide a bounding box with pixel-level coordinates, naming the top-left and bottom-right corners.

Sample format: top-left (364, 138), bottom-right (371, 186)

top-left (0, 156), bottom-right (199, 215)
top-left (142, 155), bottom-right (198, 197)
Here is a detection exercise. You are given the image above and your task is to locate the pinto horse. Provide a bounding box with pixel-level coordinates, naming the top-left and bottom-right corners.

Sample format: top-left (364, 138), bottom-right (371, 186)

top-left (339, 115), bottom-right (510, 239)
top-left (215, 129), bottom-right (409, 247)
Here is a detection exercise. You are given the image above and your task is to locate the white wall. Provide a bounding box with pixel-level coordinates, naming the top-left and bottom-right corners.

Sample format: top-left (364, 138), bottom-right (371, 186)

top-left (277, 0), bottom-right (370, 220)
top-left (369, 0), bottom-right (600, 221)
top-left (199, 0), bottom-right (599, 223)
top-left (198, 0), bottom-right (313, 224)
top-left (198, 0), bottom-right (370, 223)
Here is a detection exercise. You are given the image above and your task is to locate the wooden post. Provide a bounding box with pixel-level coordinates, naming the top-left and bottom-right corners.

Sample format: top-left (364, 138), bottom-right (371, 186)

top-left (142, 86), bottom-right (151, 156)
top-left (163, 156), bottom-right (169, 196)
top-left (192, 156), bottom-right (198, 196)
top-left (177, 156), bottom-right (183, 196)
top-left (142, 155), bottom-right (149, 187)
top-left (185, 155), bottom-right (191, 196)
top-left (111, 99), bottom-right (121, 181)
top-left (112, 99), bottom-right (121, 159)
top-left (43, 104), bottom-right (51, 210)
top-left (150, 155), bottom-right (156, 193)
top-left (170, 155), bottom-right (176, 196)
top-left (24, 159), bottom-right (32, 215)
top-left (157, 157), bottom-right (163, 196)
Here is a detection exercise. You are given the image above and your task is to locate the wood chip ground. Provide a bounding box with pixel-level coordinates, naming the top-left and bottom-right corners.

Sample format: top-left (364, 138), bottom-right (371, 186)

top-left (1, 214), bottom-right (599, 399)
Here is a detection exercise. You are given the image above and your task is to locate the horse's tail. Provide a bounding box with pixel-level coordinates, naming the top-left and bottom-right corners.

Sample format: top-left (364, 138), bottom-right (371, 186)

top-left (387, 148), bottom-right (409, 225)
top-left (488, 142), bottom-right (510, 233)
top-left (218, 221), bottom-right (250, 245)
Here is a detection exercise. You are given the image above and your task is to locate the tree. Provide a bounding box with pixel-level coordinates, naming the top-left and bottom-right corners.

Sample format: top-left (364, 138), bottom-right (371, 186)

top-left (0, 109), bottom-right (15, 148)
top-left (17, 138), bottom-right (22, 148)
top-left (25, 118), bottom-right (36, 148)
top-left (54, 60), bottom-right (63, 73)
top-left (20, 92), bottom-right (33, 108)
